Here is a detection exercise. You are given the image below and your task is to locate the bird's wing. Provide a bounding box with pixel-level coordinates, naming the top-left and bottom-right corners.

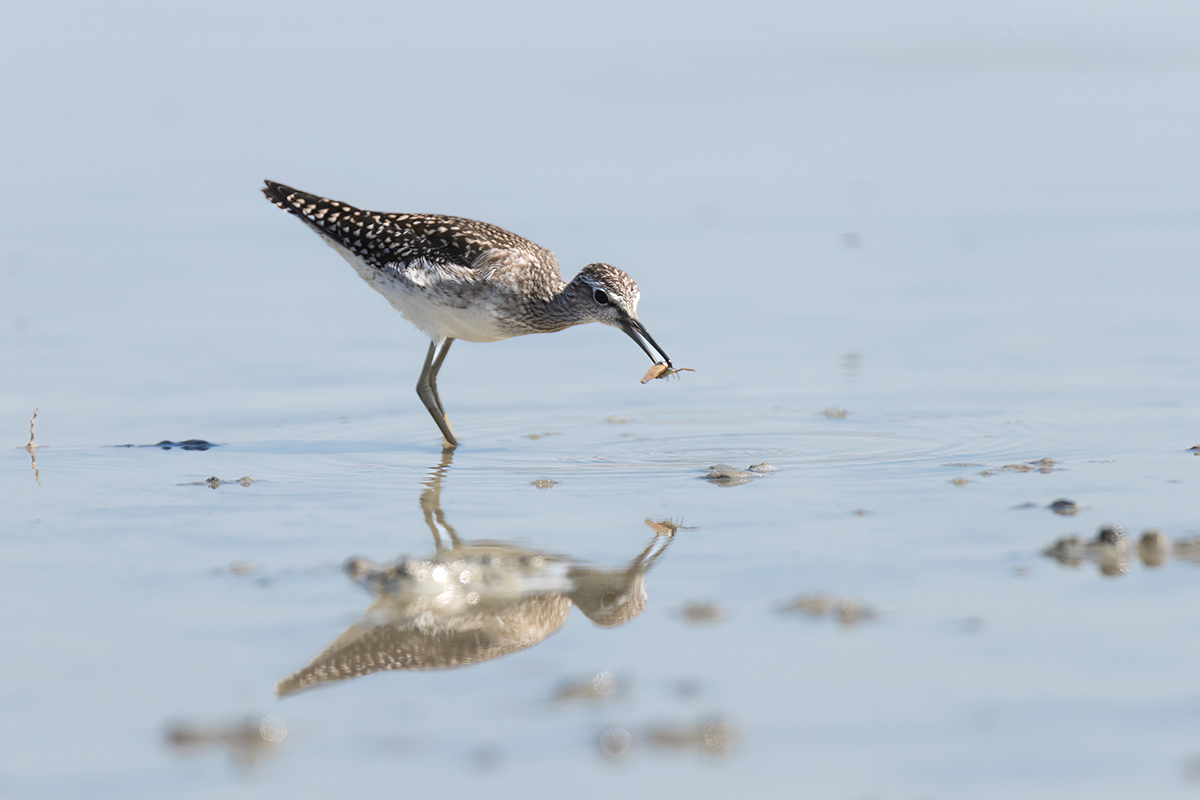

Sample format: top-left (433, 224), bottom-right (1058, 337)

top-left (261, 181), bottom-right (560, 279)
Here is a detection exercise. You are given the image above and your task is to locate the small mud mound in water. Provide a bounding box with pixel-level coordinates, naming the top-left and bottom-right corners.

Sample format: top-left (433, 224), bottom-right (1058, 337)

top-left (113, 439), bottom-right (219, 450)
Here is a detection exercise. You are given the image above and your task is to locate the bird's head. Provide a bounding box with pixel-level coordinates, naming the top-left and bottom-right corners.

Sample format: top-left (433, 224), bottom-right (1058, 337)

top-left (569, 263), bottom-right (671, 367)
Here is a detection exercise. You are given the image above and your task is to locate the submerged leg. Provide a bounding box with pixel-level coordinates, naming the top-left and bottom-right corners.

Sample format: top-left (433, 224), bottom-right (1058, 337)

top-left (416, 339), bottom-right (458, 448)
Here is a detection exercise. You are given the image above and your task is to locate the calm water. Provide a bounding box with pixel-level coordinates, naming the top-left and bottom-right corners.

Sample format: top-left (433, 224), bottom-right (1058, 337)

top-left (3, 2), bottom-right (1200, 798)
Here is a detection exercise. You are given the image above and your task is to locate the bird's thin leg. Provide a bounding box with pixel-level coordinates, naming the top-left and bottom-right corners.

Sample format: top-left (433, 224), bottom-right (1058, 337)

top-left (416, 340), bottom-right (458, 448)
top-left (428, 337), bottom-right (455, 418)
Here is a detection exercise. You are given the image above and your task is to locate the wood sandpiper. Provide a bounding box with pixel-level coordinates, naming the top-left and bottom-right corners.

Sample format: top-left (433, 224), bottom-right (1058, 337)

top-left (262, 181), bottom-right (672, 448)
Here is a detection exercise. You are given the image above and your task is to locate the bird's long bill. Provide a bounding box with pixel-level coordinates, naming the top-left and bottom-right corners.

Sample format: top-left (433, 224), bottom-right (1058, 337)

top-left (621, 319), bottom-right (672, 367)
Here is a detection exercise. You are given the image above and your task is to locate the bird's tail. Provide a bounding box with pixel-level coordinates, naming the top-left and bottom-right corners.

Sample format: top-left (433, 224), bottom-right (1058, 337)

top-left (261, 180), bottom-right (362, 247)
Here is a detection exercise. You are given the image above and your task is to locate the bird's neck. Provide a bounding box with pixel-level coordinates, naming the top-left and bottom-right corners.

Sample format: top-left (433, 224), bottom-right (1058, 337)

top-left (520, 278), bottom-right (583, 335)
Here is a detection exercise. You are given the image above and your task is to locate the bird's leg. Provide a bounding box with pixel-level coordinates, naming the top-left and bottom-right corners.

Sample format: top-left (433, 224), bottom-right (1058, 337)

top-left (416, 339), bottom-right (458, 448)
top-left (428, 337), bottom-right (455, 418)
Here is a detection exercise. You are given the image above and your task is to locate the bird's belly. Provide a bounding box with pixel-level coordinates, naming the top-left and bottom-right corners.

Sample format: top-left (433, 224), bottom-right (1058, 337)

top-left (330, 243), bottom-right (515, 343)
top-left (395, 296), bottom-right (512, 343)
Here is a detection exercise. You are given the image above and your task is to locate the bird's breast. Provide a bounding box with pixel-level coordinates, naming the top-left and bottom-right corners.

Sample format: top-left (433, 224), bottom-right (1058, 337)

top-left (327, 240), bottom-right (534, 342)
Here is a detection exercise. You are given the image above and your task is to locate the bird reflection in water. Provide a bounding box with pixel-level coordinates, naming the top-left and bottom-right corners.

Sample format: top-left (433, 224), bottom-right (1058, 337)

top-left (277, 452), bottom-right (676, 697)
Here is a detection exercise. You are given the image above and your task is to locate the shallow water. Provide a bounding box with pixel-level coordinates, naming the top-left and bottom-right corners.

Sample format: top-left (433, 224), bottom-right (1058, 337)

top-left (4, 2), bottom-right (1200, 798)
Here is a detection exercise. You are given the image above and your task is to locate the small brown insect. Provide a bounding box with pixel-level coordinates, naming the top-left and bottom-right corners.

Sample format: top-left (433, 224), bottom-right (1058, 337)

top-left (640, 363), bottom-right (695, 384)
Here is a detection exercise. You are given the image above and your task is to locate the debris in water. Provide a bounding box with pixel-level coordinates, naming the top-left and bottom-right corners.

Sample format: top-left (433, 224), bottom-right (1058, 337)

top-left (114, 439), bottom-right (219, 450)
top-left (164, 715), bottom-right (287, 768)
top-left (703, 462), bottom-right (776, 487)
top-left (1049, 499), bottom-right (1081, 515)
top-left (180, 476), bottom-right (257, 489)
top-left (554, 671), bottom-right (621, 704)
top-left (1137, 530), bottom-right (1169, 567)
top-left (778, 593), bottom-right (878, 626)
top-left (598, 727), bottom-right (633, 759)
top-left (647, 718), bottom-right (737, 757)
top-left (980, 458), bottom-right (1060, 477)
top-left (681, 602), bottom-right (723, 623)
top-left (1036, 525), bottom-right (1199, 577)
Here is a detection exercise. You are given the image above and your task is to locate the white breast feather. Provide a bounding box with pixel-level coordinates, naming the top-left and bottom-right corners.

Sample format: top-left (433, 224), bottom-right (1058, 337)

top-left (324, 240), bottom-right (511, 343)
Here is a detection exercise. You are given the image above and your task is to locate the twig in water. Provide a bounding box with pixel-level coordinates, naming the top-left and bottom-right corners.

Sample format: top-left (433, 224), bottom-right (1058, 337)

top-left (25, 407), bottom-right (40, 485)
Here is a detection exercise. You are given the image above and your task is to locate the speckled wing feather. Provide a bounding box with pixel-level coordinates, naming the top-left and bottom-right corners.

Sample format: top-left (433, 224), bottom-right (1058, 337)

top-left (261, 180), bottom-right (559, 280)
top-left (274, 594), bottom-right (572, 696)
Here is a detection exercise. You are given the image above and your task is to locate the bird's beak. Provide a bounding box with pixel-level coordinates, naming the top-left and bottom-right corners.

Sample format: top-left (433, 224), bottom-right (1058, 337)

top-left (621, 319), bottom-right (672, 367)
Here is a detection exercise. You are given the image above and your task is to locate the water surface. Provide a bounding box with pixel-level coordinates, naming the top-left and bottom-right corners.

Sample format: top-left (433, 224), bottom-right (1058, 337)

top-left (3, 2), bottom-right (1200, 798)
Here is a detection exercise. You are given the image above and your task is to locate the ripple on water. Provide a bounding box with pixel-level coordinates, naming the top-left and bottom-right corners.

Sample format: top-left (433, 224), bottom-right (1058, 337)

top-left (167, 401), bottom-right (1090, 489)
top-left (537, 408), bottom-right (1083, 475)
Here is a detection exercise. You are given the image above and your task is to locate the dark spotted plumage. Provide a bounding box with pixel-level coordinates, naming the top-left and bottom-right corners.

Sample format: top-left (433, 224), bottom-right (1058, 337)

top-left (262, 180), bottom-right (672, 448)
top-left (262, 180), bottom-right (555, 278)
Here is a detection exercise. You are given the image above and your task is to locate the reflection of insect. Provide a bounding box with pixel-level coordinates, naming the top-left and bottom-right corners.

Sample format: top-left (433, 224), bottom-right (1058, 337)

top-left (644, 518), bottom-right (698, 536)
top-left (640, 362), bottom-right (695, 384)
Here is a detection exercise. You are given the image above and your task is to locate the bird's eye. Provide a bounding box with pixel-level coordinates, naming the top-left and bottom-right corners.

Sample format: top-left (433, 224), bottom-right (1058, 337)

top-left (593, 288), bottom-right (610, 305)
